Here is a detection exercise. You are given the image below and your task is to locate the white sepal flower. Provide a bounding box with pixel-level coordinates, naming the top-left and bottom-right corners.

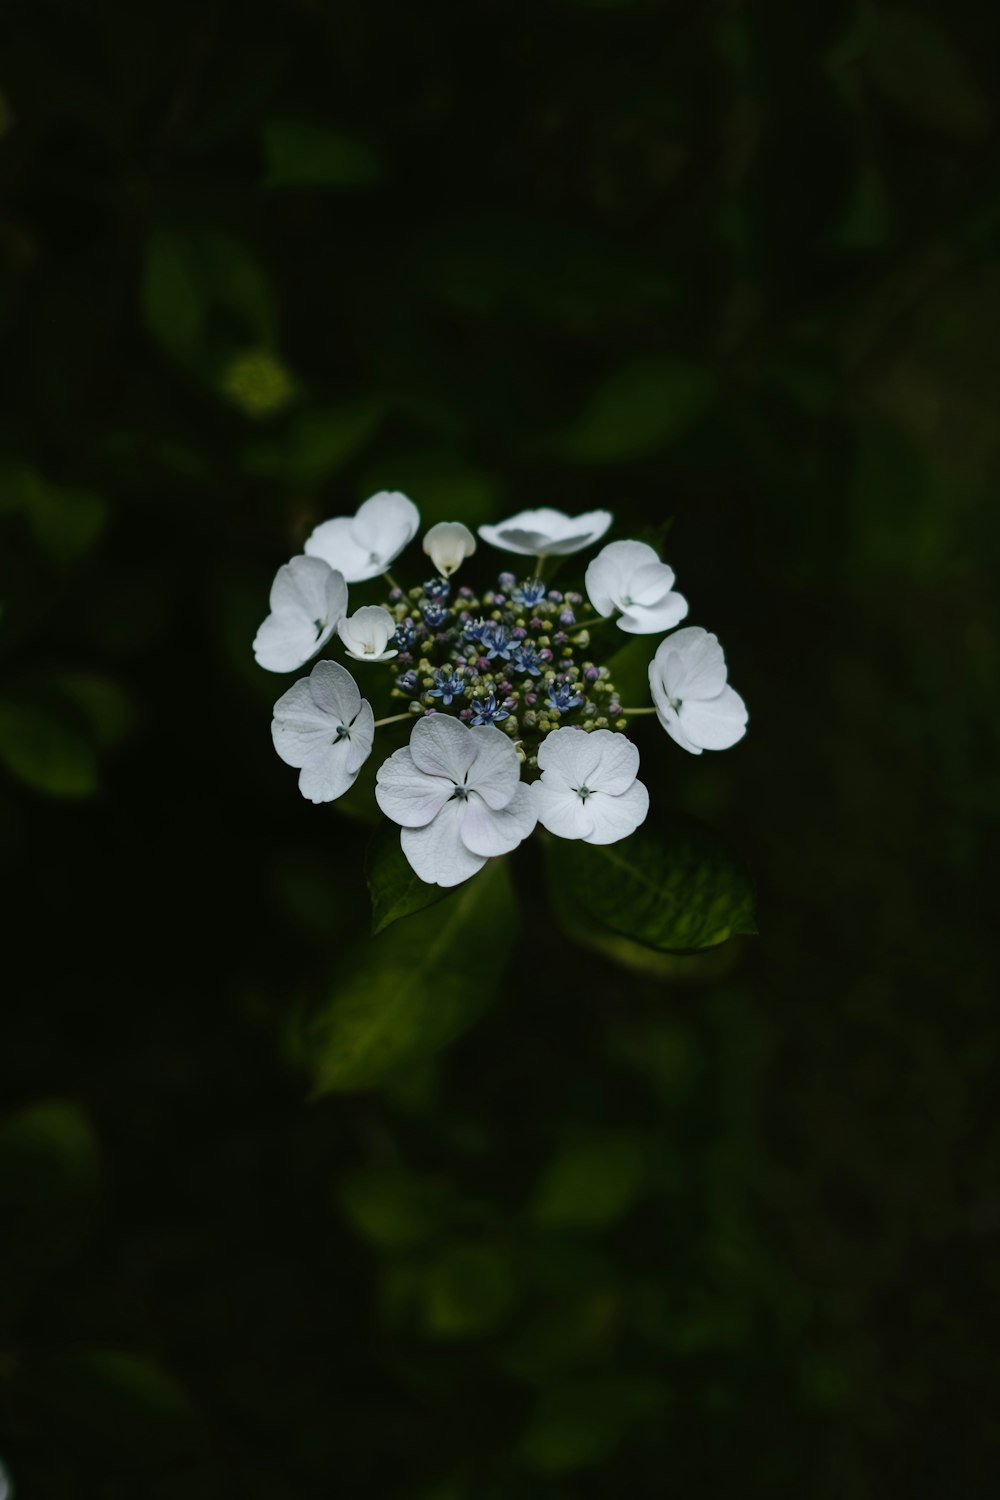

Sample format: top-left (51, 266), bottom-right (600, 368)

top-left (648, 627), bottom-right (748, 755)
top-left (305, 491), bottom-right (420, 583)
top-left (422, 520), bottom-right (477, 577)
top-left (271, 660), bottom-right (374, 803)
top-left (253, 555), bottom-right (348, 673)
top-left (533, 727), bottom-right (649, 844)
top-left (585, 539), bottom-right (688, 635)
top-left (337, 605), bottom-right (398, 663)
top-left (478, 507), bottom-right (612, 558)
top-left (375, 715), bottom-right (536, 886)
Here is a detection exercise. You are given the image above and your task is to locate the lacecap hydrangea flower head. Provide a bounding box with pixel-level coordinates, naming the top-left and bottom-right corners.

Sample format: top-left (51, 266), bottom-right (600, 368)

top-left (255, 492), bottom-right (748, 887)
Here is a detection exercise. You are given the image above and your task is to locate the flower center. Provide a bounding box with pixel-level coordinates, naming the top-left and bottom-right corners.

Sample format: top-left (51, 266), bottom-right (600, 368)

top-left (368, 550), bottom-right (381, 565)
top-left (575, 785), bottom-right (592, 800)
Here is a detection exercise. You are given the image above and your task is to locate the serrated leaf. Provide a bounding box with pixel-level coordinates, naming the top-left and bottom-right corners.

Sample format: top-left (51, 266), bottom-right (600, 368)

top-left (365, 820), bottom-right (448, 934)
top-left (307, 859), bottom-right (515, 1093)
top-left (547, 814), bottom-right (755, 954)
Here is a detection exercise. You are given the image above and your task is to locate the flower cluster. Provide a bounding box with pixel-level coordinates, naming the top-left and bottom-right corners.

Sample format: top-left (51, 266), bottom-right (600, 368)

top-left (254, 493), bottom-right (748, 886)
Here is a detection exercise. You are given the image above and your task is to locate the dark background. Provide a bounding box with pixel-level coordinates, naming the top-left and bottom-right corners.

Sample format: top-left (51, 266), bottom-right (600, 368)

top-left (1, 1), bottom-right (998, 1495)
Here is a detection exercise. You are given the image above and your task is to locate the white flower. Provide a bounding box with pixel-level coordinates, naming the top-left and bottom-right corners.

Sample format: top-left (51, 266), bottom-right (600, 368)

top-left (648, 627), bottom-right (748, 755)
top-left (478, 507), bottom-right (612, 558)
top-left (585, 539), bottom-right (688, 635)
top-left (422, 520), bottom-right (477, 577)
top-left (375, 715), bottom-right (536, 886)
top-left (253, 555), bottom-right (348, 673)
top-left (305, 491), bottom-right (420, 583)
top-left (337, 605), bottom-right (398, 663)
top-left (532, 727), bottom-right (649, 844)
top-left (271, 660), bottom-right (374, 803)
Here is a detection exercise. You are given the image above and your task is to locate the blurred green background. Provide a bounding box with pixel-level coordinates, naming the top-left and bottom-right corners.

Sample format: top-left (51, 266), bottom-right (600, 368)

top-left (1, 0), bottom-right (999, 1495)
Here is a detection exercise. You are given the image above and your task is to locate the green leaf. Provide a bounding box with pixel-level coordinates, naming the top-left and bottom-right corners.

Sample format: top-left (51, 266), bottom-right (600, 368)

top-left (140, 230), bottom-right (206, 360)
top-left (863, 8), bottom-right (993, 143)
top-left (518, 1377), bottom-right (666, 1475)
top-left (547, 814), bottom-right (756, 954)
top-left (338, 1165), bottom-right (453, 1252)
top-left (262, 118), bottom-right (382, 188)
top-left (365, 820), bottom-right (449, 934)
top-left (531, 1136), bottom-right (647, 1232)
top-left (605, 635), bottom-right (653, 709)
top-left (550, 356), bottom-right (716, 464)
top-left (0, 698), bottom-right (98, 798)
top-left (15, 1350), bottom-right (201, 1461)
top-left (419, 1242), bottom-right (517, 1339)
top-left (307, 859), bottom-right (516, 1093)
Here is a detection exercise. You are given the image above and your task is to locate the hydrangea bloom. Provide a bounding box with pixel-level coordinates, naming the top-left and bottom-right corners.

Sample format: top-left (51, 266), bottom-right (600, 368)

top-left (256, 492), bottom-right (748, 883)
top-left (533, 728), bottom-right (649, 844)
top-left (585, 539), bottom-right (688, 635)
top-left (376, 716), bottom-right (536, 886)
top-left (479, 507), bottom-right (612, 557)
top-left (253, 555), bottom-right (348, 673)
top-left (423, 520), bottom-right (477, 577)
top-left (648, 628), bottom-right (748, 754)
top-left (271, 660), bottom-right (374, 803)
top-left (337, 605), bottom-right (398, 662)
top-left (306, 491), bottom-right (419, 583)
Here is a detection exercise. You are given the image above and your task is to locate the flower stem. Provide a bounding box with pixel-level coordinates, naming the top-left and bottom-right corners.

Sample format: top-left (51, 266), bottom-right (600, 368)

top-left (533, 555), bottom-right (546, 581)
top-left (383, 571), bottom-right (400, 592)
top-left (373, 711), bottom-right (413, 729)
top-left (574, 612), bottom-right (614, 632)
top-left (620, 706), bottom-right (657, 716)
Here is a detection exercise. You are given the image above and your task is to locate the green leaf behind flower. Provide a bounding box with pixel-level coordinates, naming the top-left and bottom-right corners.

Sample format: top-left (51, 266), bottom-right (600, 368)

top-left (307, 859), bottom-right (515, 1093)
top-left (547, 814), bottom-right (756, 954)
top-left (366, 819), bottom-right (449, 934)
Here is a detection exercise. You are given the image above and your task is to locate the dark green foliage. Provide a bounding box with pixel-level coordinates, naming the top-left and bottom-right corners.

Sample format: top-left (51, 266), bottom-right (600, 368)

top-left (548, 814), bottom-right (757, 953)
top-left (1, 0), bottom-right (999, 1496)
top-left (365, 818), bottom-right (448, 934)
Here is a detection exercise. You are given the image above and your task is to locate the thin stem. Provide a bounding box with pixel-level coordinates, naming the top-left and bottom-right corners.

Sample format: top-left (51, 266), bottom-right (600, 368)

top-left (383, 571), bottom-right (400, 592)
top-left (620, 706), bottom-right (657, 716)
top-left (372, 711), bottom-right (413, 729)
top-left (573, 612), bottom-right (614, 631)
top-left (533, 555), bottom-right (546, 581)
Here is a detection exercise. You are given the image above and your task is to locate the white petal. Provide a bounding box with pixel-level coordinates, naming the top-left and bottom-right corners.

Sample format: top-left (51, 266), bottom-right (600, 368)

top-left (465, 726), bottom-right (521, 810)
top-left (677, 686), bottom-right (748, 750)
top-left (305, 517), bottom-right (376, 583)
top-left (423, 521), bottom-right (476, 577)
top-left (271, 678), bottom-right (331, 769)
top-left (375, 746), bottom-right (454, 828)
top-left (460, 782), bottom-right (536, 857)
top-left (337, 605), bottom-right (397, 661)
top-left (536, 726), bottom-right (604, 792)
top-left (479, 507), bottom-right (612, 557)
top-left (585, 540), bottom-right (660, 617)
top-left (344, 700), bottom-right (375, 774)
top-left (652, 699), bottom-right (703, 755)
top-left (408, 714), bottom-right (479, 783)
top-left (271, 664), bottom-right (373, 793)
top-left (532, 781), bottom-right (596, 840)
top-left (308, 660), bottom-right (362, 723)
top-left (590, 730), bottom-right (641, 796)
top-left (651, 627), bottom-right (728, 702)
top-left (296, 739), bottom-right (362, 804)
top-left (618, 591), bottom-right (688, 635)
top-left (352, 490), bottom-right (420, 564)
top-left (253, 556), bottom-right (348, 673)
top-left (401, 800), bottom-right (487, 887)
top-left (583, 780), bottom-right (649, 844)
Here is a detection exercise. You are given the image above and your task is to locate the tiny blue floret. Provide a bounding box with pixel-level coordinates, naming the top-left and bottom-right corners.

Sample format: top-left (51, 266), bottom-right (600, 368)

top-left (546, 681), bottom-right (584, 713)
top-left (428, 668), bottom-right (465, 705)
top-left (470, 691), bottom-right (510, 727)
